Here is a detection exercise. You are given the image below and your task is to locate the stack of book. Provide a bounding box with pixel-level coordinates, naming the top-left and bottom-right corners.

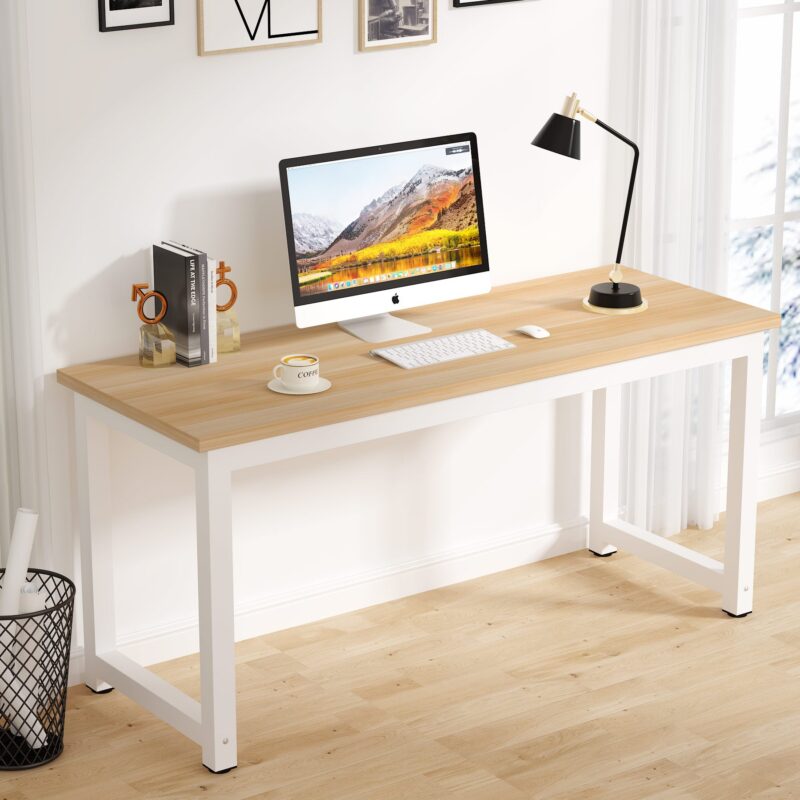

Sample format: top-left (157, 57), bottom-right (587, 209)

top-left (152, 241), bottom-right (218, 367)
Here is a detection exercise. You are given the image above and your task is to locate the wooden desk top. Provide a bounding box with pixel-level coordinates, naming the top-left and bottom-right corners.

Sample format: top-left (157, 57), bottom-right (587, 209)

top-left (57, 267), bottom-right (779, 452)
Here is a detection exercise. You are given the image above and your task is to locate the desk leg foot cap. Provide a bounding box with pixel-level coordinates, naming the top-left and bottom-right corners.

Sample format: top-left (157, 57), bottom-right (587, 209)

top-left (87, 685), bottom-right (114, 695)
top-left (204, 764), bottom-right (237, 775)
top-left (589, 549), bottom-right (615, 558)
top-left (723, 609), bottom-right (752, 619)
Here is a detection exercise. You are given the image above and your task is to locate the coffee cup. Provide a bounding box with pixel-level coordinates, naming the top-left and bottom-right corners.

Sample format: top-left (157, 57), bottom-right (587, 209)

top-left (273, 354), bottom-right (320, 391)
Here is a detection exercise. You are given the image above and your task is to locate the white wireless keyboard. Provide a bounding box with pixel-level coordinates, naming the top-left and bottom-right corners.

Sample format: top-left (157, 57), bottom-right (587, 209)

top-left (371, 329), bottom-right (515, 369)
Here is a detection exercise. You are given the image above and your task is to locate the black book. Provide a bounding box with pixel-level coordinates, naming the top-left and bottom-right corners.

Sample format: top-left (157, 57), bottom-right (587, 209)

top-left (152, 243), bottom-right (202, 367)
top-left (163, 240), bottom-right (211, 365)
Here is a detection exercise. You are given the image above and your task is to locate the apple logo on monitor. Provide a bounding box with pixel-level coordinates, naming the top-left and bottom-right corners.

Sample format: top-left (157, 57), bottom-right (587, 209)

top-left (392, 293), bottom-right (399, 305)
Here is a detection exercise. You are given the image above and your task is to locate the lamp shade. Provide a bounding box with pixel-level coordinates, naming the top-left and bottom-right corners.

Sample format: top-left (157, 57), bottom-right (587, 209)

top-left (531, 112), bottom-right (581, 160)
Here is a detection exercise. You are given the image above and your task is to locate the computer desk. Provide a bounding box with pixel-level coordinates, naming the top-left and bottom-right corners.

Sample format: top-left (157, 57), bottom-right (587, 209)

top-left (57, 266), bottom-right (779, 773)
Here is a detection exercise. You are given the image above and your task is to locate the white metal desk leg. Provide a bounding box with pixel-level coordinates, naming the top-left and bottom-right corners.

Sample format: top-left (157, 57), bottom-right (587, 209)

top-left (195, 455), bottom-right (238, 773)
top-left (74, 403), bottom-right (115, 693)
top-left (722, 335), bottom-right (762, 617)
top-left (589, 386), bottom-right (620, 557)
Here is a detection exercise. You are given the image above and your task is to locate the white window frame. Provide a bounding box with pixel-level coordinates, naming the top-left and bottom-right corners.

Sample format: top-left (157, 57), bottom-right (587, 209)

top-left (733, 1), bottom-right (800, 428)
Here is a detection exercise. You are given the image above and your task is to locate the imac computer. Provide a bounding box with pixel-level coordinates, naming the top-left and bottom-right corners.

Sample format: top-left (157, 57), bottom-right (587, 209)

top-left (279, 133), bottom-right (491, 343)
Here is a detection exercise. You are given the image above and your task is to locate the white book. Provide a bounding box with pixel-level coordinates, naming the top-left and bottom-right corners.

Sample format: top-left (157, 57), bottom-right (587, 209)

top-left (208, 258), bottom-right (218, 364)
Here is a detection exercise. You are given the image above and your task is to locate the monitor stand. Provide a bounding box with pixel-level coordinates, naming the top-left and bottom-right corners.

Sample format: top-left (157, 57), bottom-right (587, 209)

top-left (338, 313), bottom-right (431, 344)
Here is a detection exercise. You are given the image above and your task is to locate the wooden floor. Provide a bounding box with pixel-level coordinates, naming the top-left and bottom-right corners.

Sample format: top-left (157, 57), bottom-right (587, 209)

top-left (2, 494), bottom-right (799, 799)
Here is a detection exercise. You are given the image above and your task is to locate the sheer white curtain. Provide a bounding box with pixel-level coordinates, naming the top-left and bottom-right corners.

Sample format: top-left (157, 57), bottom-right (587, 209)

top-left (615, 0), bottom-right (738, 535)
top-left (0, 0), bottom-right (52, 567)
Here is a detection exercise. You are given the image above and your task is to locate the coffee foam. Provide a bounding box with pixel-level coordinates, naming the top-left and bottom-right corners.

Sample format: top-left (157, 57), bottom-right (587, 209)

top-left (283, 355), bottom-right (317, 366)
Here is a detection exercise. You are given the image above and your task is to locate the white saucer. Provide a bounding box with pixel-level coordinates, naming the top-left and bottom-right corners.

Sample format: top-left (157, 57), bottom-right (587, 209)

top-left (268, 377), bottom-right (332, 396)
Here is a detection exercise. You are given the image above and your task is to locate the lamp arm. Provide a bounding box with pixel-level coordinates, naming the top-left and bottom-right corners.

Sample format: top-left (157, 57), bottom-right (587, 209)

top-left (594, 118), bottom-right (639, 269)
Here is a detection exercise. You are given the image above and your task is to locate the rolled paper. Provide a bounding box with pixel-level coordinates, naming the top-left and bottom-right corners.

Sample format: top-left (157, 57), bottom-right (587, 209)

top-left (0, 508), bottom-right (38, 671)
top-left (0, 509), bottom-right (39, 615)
top-left (16, 588), bottom-right (47, 703)
top-left (0, 511), bottom-right (46, 749)
top-left (0, 589), bottom-right (48, 749)
top-left (0, 599), bottom-right (49, 749)
top-left (19, 584), bottom-right (45, 613)
top-left (0, 662), bottom-right (48, 749)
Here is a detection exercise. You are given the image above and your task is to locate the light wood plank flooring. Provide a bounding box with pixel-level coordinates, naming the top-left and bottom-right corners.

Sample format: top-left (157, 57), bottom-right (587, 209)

top-left (2, 494), bottom-right (799, 799)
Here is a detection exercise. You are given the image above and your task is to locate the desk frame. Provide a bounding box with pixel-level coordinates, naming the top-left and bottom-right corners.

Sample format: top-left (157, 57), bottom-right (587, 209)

top-left (73, 332), bottom-right (762, 773)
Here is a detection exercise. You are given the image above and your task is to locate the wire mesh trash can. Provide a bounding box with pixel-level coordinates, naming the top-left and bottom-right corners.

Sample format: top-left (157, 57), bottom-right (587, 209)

top-left (0, 569), bottom-right (75, 769)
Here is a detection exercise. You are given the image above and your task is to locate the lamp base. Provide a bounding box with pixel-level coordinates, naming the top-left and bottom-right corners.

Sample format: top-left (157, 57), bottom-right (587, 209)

top-left (582, 281), bottom-right (647, 316)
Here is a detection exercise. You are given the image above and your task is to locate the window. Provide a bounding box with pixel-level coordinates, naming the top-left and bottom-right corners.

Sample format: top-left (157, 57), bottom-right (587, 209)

top-left (731, 1), bottom-right (800, 420)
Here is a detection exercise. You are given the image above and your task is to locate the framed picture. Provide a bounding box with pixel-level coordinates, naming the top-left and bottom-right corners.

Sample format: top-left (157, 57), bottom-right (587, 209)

top-left (198, 0), bottom-right (322, 56)
top-left (98, 0), bottom-right (175, 32)
top-left (360, 0), bottom-right (437, 51)
top-left (453, 0), bottom-right (523, 6)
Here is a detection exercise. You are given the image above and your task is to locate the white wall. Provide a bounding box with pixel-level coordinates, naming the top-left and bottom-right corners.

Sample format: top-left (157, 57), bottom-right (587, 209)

top-left (18, 0), bottom-right (619, 666)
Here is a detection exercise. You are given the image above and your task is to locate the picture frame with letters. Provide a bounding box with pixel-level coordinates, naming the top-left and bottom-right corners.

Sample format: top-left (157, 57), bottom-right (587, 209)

top-left (197, 0), bottom-right (322, 56)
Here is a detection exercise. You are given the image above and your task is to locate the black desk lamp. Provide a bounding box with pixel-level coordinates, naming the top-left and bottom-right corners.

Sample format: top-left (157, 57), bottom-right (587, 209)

top-left (532, 92), bottom-right (647, 315)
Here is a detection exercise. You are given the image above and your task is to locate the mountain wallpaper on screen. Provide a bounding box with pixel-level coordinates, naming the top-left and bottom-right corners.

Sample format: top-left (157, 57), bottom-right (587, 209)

top-left (293, 164), bottom-right (478, 274)
top-left (292, 213), bottom-right (343, 256)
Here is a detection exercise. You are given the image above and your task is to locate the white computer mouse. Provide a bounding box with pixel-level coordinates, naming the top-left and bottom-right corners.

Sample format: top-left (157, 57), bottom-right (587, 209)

top-left (515, 325), bottom-right (550, 339)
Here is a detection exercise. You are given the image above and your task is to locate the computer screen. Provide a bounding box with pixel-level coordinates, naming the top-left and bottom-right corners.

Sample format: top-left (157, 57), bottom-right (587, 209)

top-left (280, 133), bottom-right (489, 308)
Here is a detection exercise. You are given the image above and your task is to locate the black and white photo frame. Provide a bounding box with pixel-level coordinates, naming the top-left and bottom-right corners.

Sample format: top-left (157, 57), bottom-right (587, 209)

top-left (453, 0), bottom-right (523, 6)
top-left (359, 0), bottom-right (437, 51)
top-left (98, 0), bottom-right (175, 32)
top-left (197, 0), bottom-right (322, 56)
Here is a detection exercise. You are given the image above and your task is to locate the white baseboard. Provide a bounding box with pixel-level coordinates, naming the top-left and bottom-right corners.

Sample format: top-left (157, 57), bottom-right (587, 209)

top-left (68, 648), bottom-right (84, 687)
top-left (757, 460), bottom-right (800, 502)
top-left (717, 459), bottom-right (800, 510)
top-left (68, 518), bottom-right (587, 685)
